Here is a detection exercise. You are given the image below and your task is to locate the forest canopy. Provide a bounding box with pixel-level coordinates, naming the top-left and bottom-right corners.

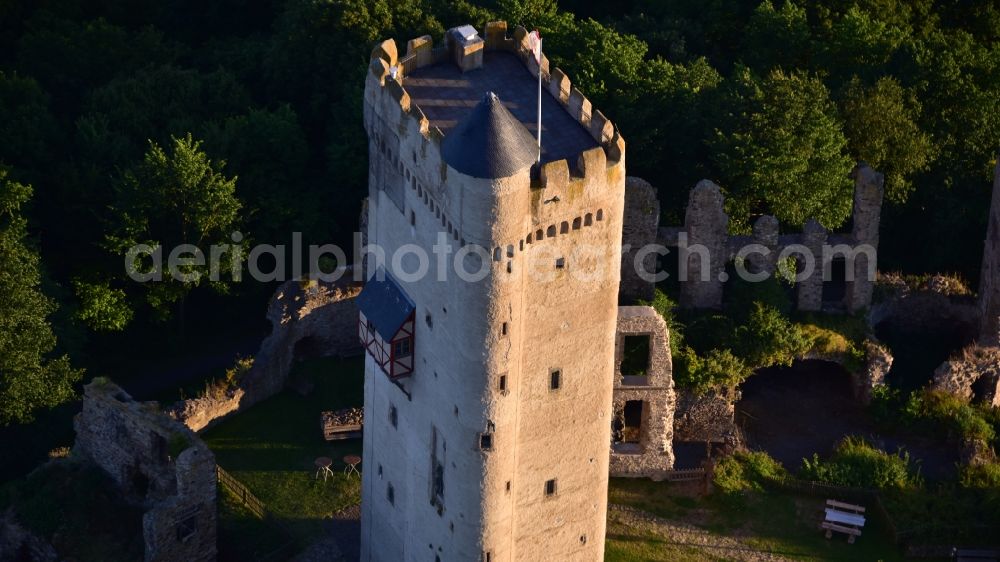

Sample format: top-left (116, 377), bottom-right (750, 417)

top-left (0, 0), bottom-right (998, 427)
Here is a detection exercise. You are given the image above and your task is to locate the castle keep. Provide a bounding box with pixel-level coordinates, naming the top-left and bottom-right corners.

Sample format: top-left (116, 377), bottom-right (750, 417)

top-left (359, 21), bottom-right (626, 561)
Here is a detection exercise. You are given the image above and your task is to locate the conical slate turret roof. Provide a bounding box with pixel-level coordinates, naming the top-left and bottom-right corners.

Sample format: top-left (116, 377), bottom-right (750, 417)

top-left (440, 92), bottom-right (539, 179)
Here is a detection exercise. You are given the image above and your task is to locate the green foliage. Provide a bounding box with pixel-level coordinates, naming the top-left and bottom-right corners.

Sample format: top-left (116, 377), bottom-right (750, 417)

top-left (0, 169), bottom-right (82, 426)
top-left (0, 71), bottom-right (58, 176)
top-left (682, 347), bottom-right (753, 394)
top-left (107, 133), bottom-right (244, 320)
top-left (742, 0), bottom-right (811, 71)
top-left (713, 450), bottom-right (789, 494)
top-left (0, 459), bottom-right (144, 561)
top-left (840, 77), bottom-right (935, 203)
top-left (735, 302), bottom-right (810, 369)
top-left (72, 279), bottom-right (132, 332)
top-left (710, 67), bottom-right (855, 232)
top-left (800, 436), bottom-right (918, 490)
top-left (902, 389), bottom-right (996, 443)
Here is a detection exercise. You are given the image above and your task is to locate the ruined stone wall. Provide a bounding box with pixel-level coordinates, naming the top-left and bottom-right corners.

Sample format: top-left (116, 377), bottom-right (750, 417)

top-left (932, 345), bottom-right (1000, 407)
top-left (679, 180), bottom-right (728, 309)
top-left (170, 274), bottom-right (362, 431)
top-left (672, 387), bottom-right (739, 444)
top-left (610, 306), bottom-right (675, 477)
top-left (670, 164), bottom-right (884, 313)
top-left (74, 381), bottom-right (216, 562)
top-left (620, 177), bottom-right (660, 303)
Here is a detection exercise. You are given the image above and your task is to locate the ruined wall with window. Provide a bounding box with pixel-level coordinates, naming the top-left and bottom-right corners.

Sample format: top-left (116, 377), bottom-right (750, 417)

top-left (610, 306), bottom-right (675, 476)
top-left (73, 380), bottom-right (216, 562)
top-left (648, 164), bottom-right (885, 314)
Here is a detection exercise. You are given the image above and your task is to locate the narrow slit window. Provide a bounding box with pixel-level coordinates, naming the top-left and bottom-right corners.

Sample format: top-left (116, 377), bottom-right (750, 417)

top-left (596, 209), bottom-right (604, 221)
top-left (499, 374), bottom-right (507, 392)
top-left (387, 483), bottom-right (395, 505)
top-left (550, 370), bottom-right (561, 390)
top-left (545, 479), bottom-right (557, 496)
top-left (410, 211), bottom-right (416, 226)
top-left (389, 403), bottom-right (398, 428)
top-left (501, 322), bottom-right (508, 336)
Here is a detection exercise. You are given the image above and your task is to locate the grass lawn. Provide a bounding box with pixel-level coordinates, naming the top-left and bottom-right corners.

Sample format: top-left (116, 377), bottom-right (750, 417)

top-left (203, 356), bottom-right (365, 551)
top-left (608, 478), bottom-right (905, 561)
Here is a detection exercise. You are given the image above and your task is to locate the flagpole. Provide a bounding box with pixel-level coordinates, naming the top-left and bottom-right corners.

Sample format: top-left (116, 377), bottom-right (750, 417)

top-left (536, 37), bottom-right (542, 163)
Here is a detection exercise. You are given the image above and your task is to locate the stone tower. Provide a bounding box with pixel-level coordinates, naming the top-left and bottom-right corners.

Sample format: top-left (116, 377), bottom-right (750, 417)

top-left (358, 22), bottom-right (626, 561)
top-left (979, 152), bottom-right (1000, 344)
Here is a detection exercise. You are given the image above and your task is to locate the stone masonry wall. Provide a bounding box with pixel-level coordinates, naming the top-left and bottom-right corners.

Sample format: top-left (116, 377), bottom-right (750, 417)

top-left (170, 274), bottom-right (363, 431)
top-left (932, 345), bottom-right (1000, 407)
top-left (620, 177), bottom-right (660, 303)
top-left (74, 380), bottom-right (216, 562)
top-left (610, 306), bottom-right (675, 477)
top-left (670, 164), bottom-right (884, 313)
top-left (672, 387), bottom-right (739, 444)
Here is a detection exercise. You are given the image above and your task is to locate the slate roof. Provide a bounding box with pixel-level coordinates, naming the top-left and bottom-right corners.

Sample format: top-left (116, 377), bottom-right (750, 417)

top-left (405, 51), bottom-right (599, 167)
top-left (356, 269), bottom-right (415, 340)
top-left (439, 92), bottom-right (539, 178)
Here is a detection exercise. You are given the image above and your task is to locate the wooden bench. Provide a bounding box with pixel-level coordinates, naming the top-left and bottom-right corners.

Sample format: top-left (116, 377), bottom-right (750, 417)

top-left (954, 548), bottom-right (1000, 561)
top-left (821, 499), bottom-right (866, 544)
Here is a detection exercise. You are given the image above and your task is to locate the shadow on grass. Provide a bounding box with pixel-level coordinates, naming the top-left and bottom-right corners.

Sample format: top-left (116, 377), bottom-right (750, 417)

top-left (204, 356), bottom-right (365, 548)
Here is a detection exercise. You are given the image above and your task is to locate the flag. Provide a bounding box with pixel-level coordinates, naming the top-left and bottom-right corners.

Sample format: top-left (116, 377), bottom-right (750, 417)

top-left (528, 30), bottom-right (542, 64)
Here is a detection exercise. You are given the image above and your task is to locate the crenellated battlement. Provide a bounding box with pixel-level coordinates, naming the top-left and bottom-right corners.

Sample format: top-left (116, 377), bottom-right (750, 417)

top-left (365, 21), bottom-right (624, 191)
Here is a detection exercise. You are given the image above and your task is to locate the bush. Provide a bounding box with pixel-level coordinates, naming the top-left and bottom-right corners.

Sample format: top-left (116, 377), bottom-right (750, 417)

top-left (676, 346), bottom-right (752, 394)
top-left (725, 274), bottom-right (793, 323)
top-left (903, 389), bottom-right (996, 443)
top-left (800, 436), bottom-right (918, 490)
top-left (714, 450), bottom-right (789, 494)
top-left (735, 302), bottom-right (810, 369)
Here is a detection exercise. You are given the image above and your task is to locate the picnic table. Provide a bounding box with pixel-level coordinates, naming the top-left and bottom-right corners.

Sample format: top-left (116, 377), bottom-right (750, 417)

top-left (821, 499), bottom-right (866, 544)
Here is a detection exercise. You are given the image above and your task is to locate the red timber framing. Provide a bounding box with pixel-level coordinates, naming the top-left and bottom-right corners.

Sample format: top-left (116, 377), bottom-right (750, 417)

top-left (359, 310), bottom-right (415, 379)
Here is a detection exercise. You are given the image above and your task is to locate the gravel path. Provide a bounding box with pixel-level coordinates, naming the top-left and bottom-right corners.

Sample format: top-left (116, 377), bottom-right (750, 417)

top-left (608, 503), bottom-right (797, 562)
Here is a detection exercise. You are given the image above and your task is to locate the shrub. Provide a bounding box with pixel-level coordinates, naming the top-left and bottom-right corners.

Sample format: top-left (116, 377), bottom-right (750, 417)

top-left (725, 274), bottom-right (793, 323)
top-left (735, 302), bottom-right (810, 369)
top-left (903, 389), bottom-right (996, 443)
top-left (676, 346), bottom-right (752, 394)
top-left (714, 451), bottom-right (789, 493)
top-left (797, 323), bottom-right (866, 371)
top-left (800, 436), bottom-right (918, 490)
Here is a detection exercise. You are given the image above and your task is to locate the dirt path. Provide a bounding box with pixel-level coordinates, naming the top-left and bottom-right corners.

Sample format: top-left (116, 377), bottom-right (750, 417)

top-left (608, 503), bottom-right (797, 561)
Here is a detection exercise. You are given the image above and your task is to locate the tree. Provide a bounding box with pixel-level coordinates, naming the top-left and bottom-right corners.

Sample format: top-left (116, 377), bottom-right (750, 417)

top-left (0, 71), bottom-right (58, 180)
top-left (840, 76), bottom-right (935, 203)
top-left (0, 168), bottom-right (82, 425)
top-left (742, 0), bottom-right (811, 72)
top-left (106, 134), bottom-right (243, 322)
top-left (709, 67), bottom-right (855, 231)
top-left (72, 279), bottom-right (133, 332)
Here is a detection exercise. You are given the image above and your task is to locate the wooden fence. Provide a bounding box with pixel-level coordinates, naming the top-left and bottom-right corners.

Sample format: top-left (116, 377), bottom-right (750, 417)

top-left (217, 464), bottom-right (266, 518)
top-left (663, 467), bottom-right (707, 482)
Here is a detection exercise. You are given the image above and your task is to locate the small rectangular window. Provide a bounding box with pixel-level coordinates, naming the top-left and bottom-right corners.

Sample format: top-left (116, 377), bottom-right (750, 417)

top-left (410, 210), bottom-right (416, 226)
top-left (389, 404), bottom-right (398, 428)
top-left (505, 480), bottom-right (511, 493)
top-left (550, 370), bottom-right (561, 390)
top-left (545, 479), bottom-right (557, 496)
top-left (479, 432), bottom-right (493, 451)
top-left (387, 483), bottom-right (395, 505)
top-left (499, 375), bottom-right (507, 392)
top-left (555, 257), bottom-right (566, 269)
top-left (501, 322), bottom-right (508, 336)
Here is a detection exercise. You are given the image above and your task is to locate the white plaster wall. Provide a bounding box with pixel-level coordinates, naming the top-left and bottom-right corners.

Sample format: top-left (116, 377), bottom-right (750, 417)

top-left (362, 48), bottom-right (625, 562)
